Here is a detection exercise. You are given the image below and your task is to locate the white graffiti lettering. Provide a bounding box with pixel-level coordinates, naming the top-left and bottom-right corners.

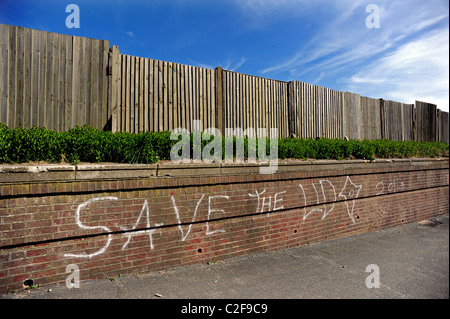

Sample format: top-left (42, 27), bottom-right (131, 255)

top-left (64, 197), bottom-right (117, 258)
top-left (299, 176), bottom-right (362, 224)
top-left (64, 176), bottom-right (368, 258)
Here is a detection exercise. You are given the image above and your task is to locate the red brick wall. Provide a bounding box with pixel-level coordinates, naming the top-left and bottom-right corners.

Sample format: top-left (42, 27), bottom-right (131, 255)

top-left (0, 159), bottom-right (448, 293)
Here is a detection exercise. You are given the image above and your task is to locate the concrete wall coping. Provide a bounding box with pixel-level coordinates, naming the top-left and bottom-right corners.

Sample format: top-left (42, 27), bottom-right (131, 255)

top-left (0, 158), bottom-right (448, 184)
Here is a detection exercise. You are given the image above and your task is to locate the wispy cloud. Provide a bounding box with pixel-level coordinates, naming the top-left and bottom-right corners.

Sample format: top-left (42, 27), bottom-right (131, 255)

top-left (348, 28), bottom-right (449, 110)
top-left (225, 57), bottom-right (247, 71)
top-left (125, 31), bottom-right (135, 37)
top-left (189, 60), bottom-right (214, 70)
top-left (245, 0), bottom-right (449, 110)
top-left (190, 56), bottom-right (247, 72)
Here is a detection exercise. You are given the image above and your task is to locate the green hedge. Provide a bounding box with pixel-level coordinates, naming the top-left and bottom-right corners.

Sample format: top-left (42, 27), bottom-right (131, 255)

top-left (0, 123), bottom-right (448, 164)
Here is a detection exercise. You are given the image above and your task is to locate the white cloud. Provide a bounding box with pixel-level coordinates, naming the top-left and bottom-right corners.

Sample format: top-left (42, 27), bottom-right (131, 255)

top-left (347, 28), bottom-right (449, 111)
top-left (228, 57), bottom-right (247, 71)
top-left (126, 31), bottom-right (135, 37)
top-left (190, 56), bottom-right (246, 71)
top-left (250, 0), bottom-right (449, 112)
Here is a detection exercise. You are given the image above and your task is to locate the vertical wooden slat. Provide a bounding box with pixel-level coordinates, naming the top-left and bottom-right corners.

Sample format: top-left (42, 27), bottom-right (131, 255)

top-left (9, 25), bottom-right (17, 128)
top-left (197, 67), bottom-right (202, 127)
top-left (234, 72), bottom-right (238, 131)
top-left (257, 77), bottom-right (262, 136)
top-left (22, 27), bottom-right (32, 129)
top-left (143, 57), bottom-right (148, 131)
top-left (91, 40), bottom-right (103, 129)
top-left (173, 63), bottom-right (179, 129)
top-left (99, 39), bottom-right (109, 130)
top-left (120, 55), bottom-right (125, 131)
top-left (84, 36), bottom-right (92, 128)
top-left (0, 25), bottom-right (8, 125)
top-left (187, 65), bottom-right (192, 132)
top-left (241, 73), bottom-right (245, 132)
top-left (259, 77), bottom-right (263, 135)
top-left (237, 72), bottom-right (242, 132)
top-left (193, 65), bottom-right (198, 127)
top-left (211, 68), bottom-right (215, 129)
top-left (71, 35), bottom-right (79, 128)
top-left (65, 34), bottom-right (73, 131)
top-left (57, 34), bottom-right (66, 131)
top-left (227, 71), bottom-right (232, 131)
top-left (110, 46), bottom-right (119, 132)
top-left (53, 33), bottom-right (60, 131)
top-left (101, 40), bottom-right (108, 130)
top-left (203, 67), bottom-right (208, 129)
top-left (224, 71), bottom-right (228, 130)
top-left (153, 59), bottom-right (159, 131)
top-left (157, 60), bottom-right (163, 131)
top-left (249, 75), bottom-right (253, 137)
top-left (15, 26), bottom-right (25, 128)
top-left (168, 62), bottom-right (173, 131)
top-left (205, 68), bottom-right (210, 129)
top-left (138, 57), bottom-right (144, 133)
top-left (44, 31), bottom-right (53, 128)
top-left (124, 55), bottom-right (130, 132)
top-left (272, 81), bottom-right (276, 135)
top-left (148, 59), bottom-right (154, 132)
top-left (132, 56), bottom-right (137, 132)
top-left (180, 64), bottom-right (186, 130)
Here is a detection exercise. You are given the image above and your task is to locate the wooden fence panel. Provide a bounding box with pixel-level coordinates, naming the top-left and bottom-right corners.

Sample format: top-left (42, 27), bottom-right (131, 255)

top-left (112, 52), bottom-right (216, 133)
top-left (1, 24), bottom-right (447, 144)
top-left (0, 24), bottom-right (109, 131)
top-left (288, 81), bottom-right (345, 139)
top-left (221, 70), bottom-right (288, 138)
top-left (343, 92), bottom-right (362, 140)
top-left (360, 97), bottom-right (381, 140)
top-left (382, 100), bottom-right (414, 141)
top-left (402, 103), bottom-right (414, 141)
top-left (415, 100), bottom-right (438, 142)
top-left (438, 110), bottom-right (449, 143)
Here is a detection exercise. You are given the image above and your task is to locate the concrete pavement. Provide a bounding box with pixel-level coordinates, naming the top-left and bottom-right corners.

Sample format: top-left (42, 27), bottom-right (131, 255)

top-left (2, 214), bottom-right (448, 300)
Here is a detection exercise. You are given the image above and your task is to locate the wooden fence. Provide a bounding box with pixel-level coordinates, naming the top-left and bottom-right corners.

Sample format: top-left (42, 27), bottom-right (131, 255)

top-left (110, 46), bottom-right (217, 134)
top-left (382, 100), bottom-right (415, 141)
top-left (1, 24), bottom-right (449, 143)
top-left (289, 81), bottom-right (345, 139)
top-left (0, 24), bottom-right (109, 131)
top-left (221, 70), bottom-right (289, 138)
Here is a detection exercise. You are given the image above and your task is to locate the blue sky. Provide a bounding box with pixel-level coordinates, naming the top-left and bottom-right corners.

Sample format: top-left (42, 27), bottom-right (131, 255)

top-left (1, 0), bottom-right (449, 111)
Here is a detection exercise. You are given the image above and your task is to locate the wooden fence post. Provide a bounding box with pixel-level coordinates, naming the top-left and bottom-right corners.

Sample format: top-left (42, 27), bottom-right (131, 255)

top-left (379, 98), bottom-right (385, 139)
top-left (287, 81), bottom-right (295, 137)
top-left (110, 45), bottom-right (120, 132)
top-left (215, 66), bottom-right (223, 134)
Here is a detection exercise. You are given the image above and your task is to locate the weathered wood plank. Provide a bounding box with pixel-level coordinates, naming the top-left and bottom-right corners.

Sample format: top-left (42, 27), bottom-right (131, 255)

top-left (168, 61), bottom-right (173, 131)
top-left (148, 59), bottom-right (154, 132)
top-left (152, 59), bottom-right (159, 131)
top-left (0, 24), bottom-right (8, 125)
top-left (158, 60), bottom-right (163, 131)
top-left (180, 63), bottom-right (186, 130)
top-left (64, 34), bottom-right (73, 131)
top-left (22, 27), bottom-right (32, 129)
top-left (44, 31), bottom-right (54, 128)
top-left (187, 65), bottom-right (192, 129)
top-left (7, 27), bottom-right (15, 125)
top-left (57, 34), bottom-right (66, 131)
top-left (15, 26), bottom-right (25, 128)
top-left (83, 36), bottom-right (92, 128)
top-left (173, 63), bottom-right (179, 129)
top-left (124, 55), bottom-right (130, 132)
top-left (138, 57), bottom-right (144, 133)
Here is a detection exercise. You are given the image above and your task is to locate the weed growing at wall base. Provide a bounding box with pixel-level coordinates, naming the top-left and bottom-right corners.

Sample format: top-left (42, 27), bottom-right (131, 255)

top-left (0, 123), bottom-right (448, 165)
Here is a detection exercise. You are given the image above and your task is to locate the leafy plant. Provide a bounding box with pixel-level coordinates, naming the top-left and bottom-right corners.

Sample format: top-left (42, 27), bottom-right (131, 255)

top-left (0, 123), bottom-right (448, 164)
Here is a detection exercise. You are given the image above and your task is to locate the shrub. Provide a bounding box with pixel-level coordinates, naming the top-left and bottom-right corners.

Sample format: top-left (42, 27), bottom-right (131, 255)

top-left (0, 124), bottom-right (448, 164)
